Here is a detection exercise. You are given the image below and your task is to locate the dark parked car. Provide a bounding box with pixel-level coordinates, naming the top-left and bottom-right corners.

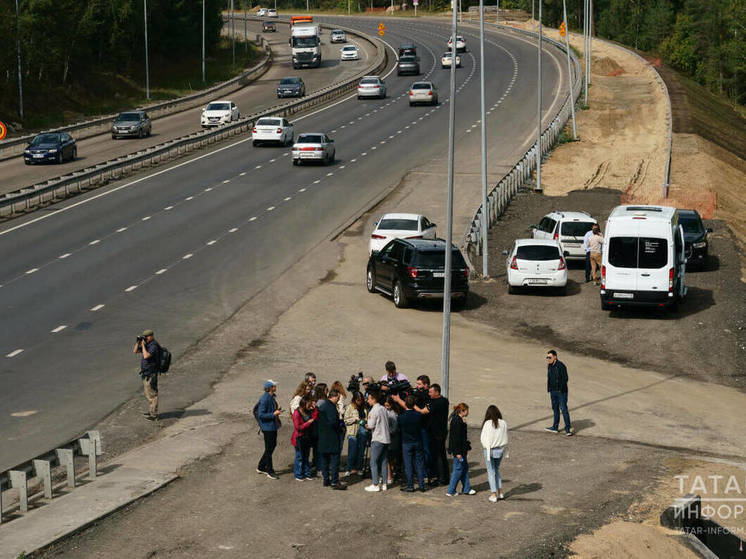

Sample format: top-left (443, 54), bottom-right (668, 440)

top-left (24, 133), bottom-right (76, 165)
top-left (111, 111), bottom-right (151, 139)
top-left (277, 76), bottom-right (306, 98)
top-left (398, 43), bottom-right (417, 57)
top-left (262, 21), bottom-right (276, 32)
top-left (366, 238), bottom-right (469, 308)
top-left (679, 209), bottom-right (712, 268)
top-left (397, 55), bottom-right (420, 76)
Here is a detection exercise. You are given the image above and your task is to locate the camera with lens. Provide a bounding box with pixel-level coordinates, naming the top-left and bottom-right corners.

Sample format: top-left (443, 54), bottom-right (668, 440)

top-left (347, 371), bottom-right (364, 393)
top-left (387, 379), bottom-right (411, 398)
top-left (136, 335), bottom-right (145, 343)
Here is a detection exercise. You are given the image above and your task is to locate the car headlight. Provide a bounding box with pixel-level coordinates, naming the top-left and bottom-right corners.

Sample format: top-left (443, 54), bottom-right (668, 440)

top-left (48, 149), bottom-right (58, 153)
top-left (693, 242), bottom-right (707, 248)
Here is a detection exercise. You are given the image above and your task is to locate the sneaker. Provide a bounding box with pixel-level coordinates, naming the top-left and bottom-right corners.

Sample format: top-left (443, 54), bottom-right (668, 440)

top-left (331, 482), bottom-right (347, 491)
top-left (498, 493), bottom-right (505, 500)
top-left (144, 415), bottom-right (157, 421)
top-left (295, 477), bottom-right (305, 482)
top-left (446, 492), bottom-right (456, 497)
top-left (418, 487), bottom-right (426, 493)
top-left (489, 495), bottom-right (498, 503)
top-left (544, 426), bottom-right (559, 433)
top-left (342, 471), bottom-right (351, 478)
top-left (463, 489), bottom-right (476, 495)
top-left (565, 430), bottom-right (574, 436)
top-left (266, 472), bottom-right (279, 480)
top-left (364, 484), bottom-right (380, 492)
top-left (256, 468), bottom-right (268, 475)
top-left (387, 479), bottom-right (394, 485)
top-left (381, 484), bottom-right (388, 491)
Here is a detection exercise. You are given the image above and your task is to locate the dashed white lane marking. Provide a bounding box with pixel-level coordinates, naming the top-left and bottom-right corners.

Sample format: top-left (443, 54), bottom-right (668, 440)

top-left (388, 135), bottom-right (395, 139)
top-left (299, 188), bottom-right (306, 192)
top-left (270, 158), bottom-right (276, 163)
top-left (125, 285), bottom-right (138, 292)
top-left (182, 253), bottom-right (193, 260)
top-left (397, 130), bottom-right (402, 133)
top-left (142, 216), bottom-right (151, 221)
top-left (255, 165), bottom-right (262, 169)
top-left (362, 152), bottom-right (367, 156)
top-left (164, 206), bottom-right (173, 211)
top-left (25, 268), bottom-right (38, 274)
top-left (185, 196), bottom-right (194, 201)
top-left (341, 125), bottom-right (346, 129)
top-left (89, 239), bottom-right (100, 245)
top-left (314, 179), bottom-right (321, 184)
top-left (339, 165), bottom-right (346, 169)
top-left (405, 126), bottom-right (410, 129)
top-left (117, 227), bottom-right (127, 233)
top-left (284, 197), bottom-right (291, 201)
top-left (240, 171), bottom-right (247, 176)
top-left (267, 206), bottom-right (275, 212)
top-left (350, 158), bottom-right (357, 162)
top-left (90, 304), bottom-right (105, 311)
top-left (205, 187), bottom-right (213, 192)
top-left (59, 253), bottom-right (71, 259)
top-left (156, 268), bottom-right (167, 274)
top-left (51, 325), bottom-right (67, 333)
top-left (331, 129), bottom-right (337, 133)
top-left (282, 153), bottom-right (289, 157)
top-left (6, 349), bottom-right (23, 358)
top-left (206, 240), bottom-right (217, 246)
top-left (11, 410), bottom-right (38, 417)
top-left (380, 141), bottom-right (386, 145)
top-left (349, 121), bottom-right (355, 124)
top-left (327, 172), bottom-right (333, 176)
top-left (229, 227), bottom-right (239, 232)
top-left (249, 217), bottom-right (257, 222)
top-left (223, 179), bottom-right (231, 183)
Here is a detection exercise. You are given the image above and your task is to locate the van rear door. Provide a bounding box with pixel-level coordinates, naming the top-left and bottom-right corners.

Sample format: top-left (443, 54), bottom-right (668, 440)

top-left (636, 236), bottom-right (669, 293)
top-left (606, 234), bottom-right (638, 293)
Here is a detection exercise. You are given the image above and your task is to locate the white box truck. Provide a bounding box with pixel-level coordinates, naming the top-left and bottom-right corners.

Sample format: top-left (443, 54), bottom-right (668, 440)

top-left (600, 205), bottom-right (687, 311)
top-left (292, 25), bottom-right (321, 69)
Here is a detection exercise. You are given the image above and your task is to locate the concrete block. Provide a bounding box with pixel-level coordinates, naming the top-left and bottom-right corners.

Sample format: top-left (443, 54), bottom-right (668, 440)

top-left (9, 470), bottom-right (28, 513)
top-left (79, 439), bottom-right (97, 479)
top-left (56, 448), bottom-right (75, 488)
top-left (33, 459), bottom-right (52, 499)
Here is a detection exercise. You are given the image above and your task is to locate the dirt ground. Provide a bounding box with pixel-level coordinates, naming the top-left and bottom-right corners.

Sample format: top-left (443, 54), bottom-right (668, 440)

top-left (468, 186), bottom-right (745, 390)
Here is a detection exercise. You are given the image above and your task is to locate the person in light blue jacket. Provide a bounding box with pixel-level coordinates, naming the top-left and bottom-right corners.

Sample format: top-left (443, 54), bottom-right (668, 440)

top-left (257, 380), bottom-right (282, 479)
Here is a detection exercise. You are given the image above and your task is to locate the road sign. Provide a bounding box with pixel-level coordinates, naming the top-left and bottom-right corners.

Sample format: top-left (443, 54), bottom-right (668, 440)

top-left (559, 21), bottom-right (566, 37)
top-left (0, 121), bottom-right (6, 141)
top-left (377, 22), bottom-right (385, 36)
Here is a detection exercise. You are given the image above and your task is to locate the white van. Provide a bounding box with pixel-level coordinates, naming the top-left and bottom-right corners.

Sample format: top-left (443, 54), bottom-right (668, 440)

top-left (600, 205), bottom-right (686, 311)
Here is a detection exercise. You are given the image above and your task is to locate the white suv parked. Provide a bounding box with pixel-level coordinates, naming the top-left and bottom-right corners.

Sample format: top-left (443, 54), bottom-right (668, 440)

top-left (531, 211), bottom-right (597, 261)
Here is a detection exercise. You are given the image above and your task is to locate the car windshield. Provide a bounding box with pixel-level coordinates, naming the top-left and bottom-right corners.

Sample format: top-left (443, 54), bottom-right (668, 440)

top-left (31, 134), bottom-right (59, 145)
top-left (679, 216), bottom-right (703, 234)
top-left (297, 135), bottom-right (323, 144)
top-left (257, 118), bottom-right (281, 126)
top-left (443, 52), bottom-right (454, 58)
top-left (412, 83), bottom-right (431, 90)
top-left (561, 221), bottom-right (594, 237)
top-left (116, 113), bottom-right (140, 121)
top-left (343, 46), bottom-right (356, 51)
top-left (333, 30), bottom-right (343, 34)
top-left (360, 78), bottom-right (378, 85)
top-left (280, 78), bottom-right (299, 85)
top-left (414, 250), bottom-right (466, 269)
top-left (293, 37), bottom-right (318, 47)
top-left (516, 245), bottom-right (561, 261)
top-left (206, 103), bottom-right (230, 111)
top-left (378, 219), bottom-right (418, 231)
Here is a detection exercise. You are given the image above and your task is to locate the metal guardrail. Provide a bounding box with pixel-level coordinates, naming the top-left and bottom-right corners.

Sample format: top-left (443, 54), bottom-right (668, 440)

top-left (464, 23), bottom-right (583, 260)
top-left (0, 36), bottom-right (272, 163)
top-left (0, 23), bottom-right (386, 218)
top-left (0, 431), bottom-right (102, 523)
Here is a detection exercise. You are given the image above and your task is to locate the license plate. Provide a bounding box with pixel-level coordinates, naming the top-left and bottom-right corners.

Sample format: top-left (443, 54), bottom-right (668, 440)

top-left (528, 279), bottom-right (547, 285)
top-left (33, 154), bottom-right (44, 158)
top-left (433, 272), bottom-right (445, 278)
top-left (614, 292), bottom-right (633, 299)
top-left (301, 153), bottom-right (317, 158)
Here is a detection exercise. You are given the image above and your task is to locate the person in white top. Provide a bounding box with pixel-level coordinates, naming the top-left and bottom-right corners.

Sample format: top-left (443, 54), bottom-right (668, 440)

top-left (364, 388), bottom-right (391, 492)
top-left (480, 405), bottom-right (508, 502)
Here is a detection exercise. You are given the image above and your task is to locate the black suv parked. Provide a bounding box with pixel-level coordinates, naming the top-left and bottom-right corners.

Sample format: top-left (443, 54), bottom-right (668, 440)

top-left (366, 238), bottom-right (469, 308)
top-left (679, 209), bottom-right (712, 268)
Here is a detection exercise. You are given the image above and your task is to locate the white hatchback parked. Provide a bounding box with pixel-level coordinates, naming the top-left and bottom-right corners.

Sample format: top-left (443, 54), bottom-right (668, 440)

top-left (252, 117), bottom-right (294, 147)
top-left (369, 213), bottom-right (437, 255)
top-left (504, 239), bottom-right (568, 294)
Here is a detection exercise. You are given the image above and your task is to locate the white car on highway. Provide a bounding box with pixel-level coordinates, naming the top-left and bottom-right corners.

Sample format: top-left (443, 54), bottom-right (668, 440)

top-left (257, 8), bottom-right (268, 16)
top-left (409, 81), bottom-right (438, 106)
top-left (252, 117), bottom-right (294, 147)
top-left (331, 29), bottom-right (347, 43)
top-left (448, 35), bottom-right (466, 52)
top-left (201, 100), bottom-right (240, 128)
top-left (441, 52), bottom-right (462, 68)
top-left (340, 45), bottom-right (360, 61)
top-left (292, 133), bottom-right (335, 165)
top-left (504, 239), bottom-right (568, 294)
top-left (357, 76), bottom-right (386, 99)
top-left (369, 213), bottom-right (437, 255)
top-left (267, 8), bottom-right (278, 17)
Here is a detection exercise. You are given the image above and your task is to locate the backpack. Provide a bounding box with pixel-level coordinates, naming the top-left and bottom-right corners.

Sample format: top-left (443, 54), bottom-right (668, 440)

top-left (252, 401), bottom-right (262, 434)
top-left (157, 345), bottom-right (172, 374)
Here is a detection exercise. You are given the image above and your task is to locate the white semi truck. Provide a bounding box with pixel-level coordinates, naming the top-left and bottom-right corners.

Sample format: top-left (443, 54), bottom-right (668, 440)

top-left (292, 25), bottom-right (321, 69)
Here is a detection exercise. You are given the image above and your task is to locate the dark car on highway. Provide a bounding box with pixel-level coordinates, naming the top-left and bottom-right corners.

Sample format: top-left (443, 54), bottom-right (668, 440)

top-left (398, 55), bottom-right (420, 76)
top-left (277, 76), bottom-right (306, 98)
top-left (398, 43), bottom-right (417, 57)
top-left (111, 111), bottom-right (151, 139)
top-left (679, 209), bottom-right (712, 268)
top-left (23, 132), bottom-right (77, 165)
top-left (366, 238), bottom-right (469, 308)
top-left (262, 21), bottom-right (276, 32)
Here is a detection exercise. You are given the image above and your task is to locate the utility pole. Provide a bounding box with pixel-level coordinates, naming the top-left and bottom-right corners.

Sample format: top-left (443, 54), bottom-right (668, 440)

top-left (496, 0), bottom-right (498, 25)
top-left (562, 0), bottom-right (576, 138)
top-left (15, 0), bottom-right (23, 118)
top-left (535, 0), bottom-right (542, 191)
top-left (245, 0), bottom-right (248, 53)
top-left (583, 0), bottom-right (589, 105)
top-left (202, 0), bottom-right (206, 82)
top-left (441, 0), bottom-right (458, 398)
top-left (588, 0), bottom-right (593, 85)
top-left (231, 0), bottom-right (235, 67)
top-left (479, 0), bottom-right (488, 277)
top-left (144, 0), bottom-right (150, 100)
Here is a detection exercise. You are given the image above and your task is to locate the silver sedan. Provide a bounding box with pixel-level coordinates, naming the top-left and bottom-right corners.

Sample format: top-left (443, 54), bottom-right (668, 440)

top-left (292, 133), bottom-right (336, 166)
top-left (409, 82), bottom-right (438, 106)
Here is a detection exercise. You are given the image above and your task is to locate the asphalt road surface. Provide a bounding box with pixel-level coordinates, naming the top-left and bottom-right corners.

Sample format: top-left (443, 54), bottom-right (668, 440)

top-left (0, 17), bottom-right (567, 471)
top-left (0, 19), bottom-right (376, 196)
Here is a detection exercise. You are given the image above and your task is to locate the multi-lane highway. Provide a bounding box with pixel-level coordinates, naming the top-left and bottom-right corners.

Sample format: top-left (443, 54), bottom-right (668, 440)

top-left (0, 16), bottom-right (567, 471)
top-left (0, 19), bottom-right (376, 196)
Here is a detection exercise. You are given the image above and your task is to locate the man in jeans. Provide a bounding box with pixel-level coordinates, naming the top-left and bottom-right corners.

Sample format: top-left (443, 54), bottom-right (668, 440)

top-left (364, 388), bottom-right (390, 492)
top-left (133, 329), bottom-right (160, 420)
top-left (426, 383), bottom-right (450, 487)
top-left (544, 350), bottom-right (573, 436)
top-left (397, 395), bottom-right (426, 492)
top-left (257, 380), bottom-right (283, 479)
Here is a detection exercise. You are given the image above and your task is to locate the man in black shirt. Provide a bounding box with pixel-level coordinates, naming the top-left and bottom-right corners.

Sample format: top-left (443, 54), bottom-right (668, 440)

top-left (545, 349), bottom-right (573, 435)
top-left (426, 383), bottom-right (449, 486)
top-left (133, 329), bottom-right (160, 420)
top-left (397, 395), bottom-right (426, 492)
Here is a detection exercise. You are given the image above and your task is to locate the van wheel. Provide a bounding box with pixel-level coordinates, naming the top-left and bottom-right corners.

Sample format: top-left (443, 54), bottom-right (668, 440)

top-left (508, 284), bottom-right (516, 294)
top-left (393, 281), bottom-right (408, 308)
top-left (601, 301), bottom-right (611, 311)
top-left (557, 286), bottom-right (567, 296)
top-left (366, 268), bottom-right (376, 293)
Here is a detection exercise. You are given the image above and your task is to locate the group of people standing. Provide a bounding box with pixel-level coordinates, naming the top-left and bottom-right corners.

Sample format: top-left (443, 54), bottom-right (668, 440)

top-left (253, 361), bottom-right (513, 502)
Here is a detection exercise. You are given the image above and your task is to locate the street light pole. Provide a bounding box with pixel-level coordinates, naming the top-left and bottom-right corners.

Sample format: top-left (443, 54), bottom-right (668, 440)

top-left (144, 0), bottom-right (150, 100)
top-left (562, 0), bottom-right (576, 138)
top-left (441, 0), bottom-right (458, 399)
top-left (202, 0), bottom-right (206, 82)
top-left (535, 0), bottom-right (542, 191)
top-left (14, 0), bottom-right (23, 119)
top-left (245, 0), bottom-right (248, 53)
top-left (496, 0), bottom-right (498, 25)
top-left (231, 0), bottom-right (235, 67)
top-left (479, 0), bottom-right (488, 277)
top-left (583, 0), bottom-right (589, 105)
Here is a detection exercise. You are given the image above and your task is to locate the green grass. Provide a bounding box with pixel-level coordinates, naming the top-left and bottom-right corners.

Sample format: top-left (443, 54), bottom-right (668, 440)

top-left (1, 38), bottom-right (260, 134)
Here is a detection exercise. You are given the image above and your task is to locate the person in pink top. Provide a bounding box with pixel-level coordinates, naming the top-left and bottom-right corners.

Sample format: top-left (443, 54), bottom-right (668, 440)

top-left (380, 360), bottom-right (409, 384)
top-left (292, 397), bottom-right (318, 480)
